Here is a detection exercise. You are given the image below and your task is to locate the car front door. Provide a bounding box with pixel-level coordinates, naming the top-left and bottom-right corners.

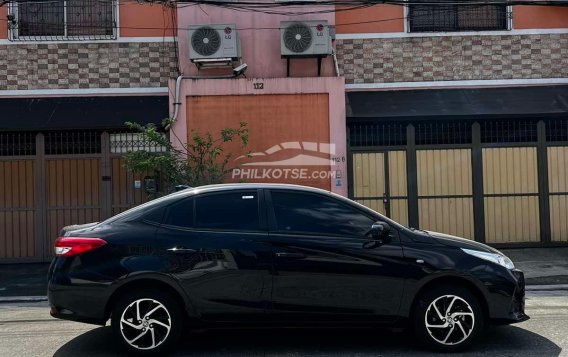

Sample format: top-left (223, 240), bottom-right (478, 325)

top-left (266, 189), bottom-right (406, 322)
top-left (155, 189), bottom-right (273, 322)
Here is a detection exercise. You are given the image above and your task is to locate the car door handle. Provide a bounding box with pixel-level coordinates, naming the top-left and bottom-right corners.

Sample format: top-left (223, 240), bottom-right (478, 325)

top-left (167, 247), bottom-right (196, 253)
top-left (275, 252), bottom-right (306, 259)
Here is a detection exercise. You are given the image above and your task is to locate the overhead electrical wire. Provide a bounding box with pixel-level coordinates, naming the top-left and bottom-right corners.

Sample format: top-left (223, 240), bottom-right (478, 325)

top-left (159, 0), bottom-right (568, 6)
top-left (1, 0), bottom-right (567, 6)
top-left (0, 5), bottom-right (511, 32)
top-left (0, 0), bottom-right (565, 34)
top-left (0, 0), bottom-right (566, 21)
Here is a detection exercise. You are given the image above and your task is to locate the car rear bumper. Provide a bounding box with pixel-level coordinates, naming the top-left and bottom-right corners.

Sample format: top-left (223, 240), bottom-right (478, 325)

top-left (48, 286), bottom-right (108, 326)
top-left (47, 258), bottom-right (109, 326)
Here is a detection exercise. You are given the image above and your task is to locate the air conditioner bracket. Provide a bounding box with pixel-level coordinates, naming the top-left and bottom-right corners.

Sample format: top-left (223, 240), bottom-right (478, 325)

top-left (283, 55), bottom-right (326, 77)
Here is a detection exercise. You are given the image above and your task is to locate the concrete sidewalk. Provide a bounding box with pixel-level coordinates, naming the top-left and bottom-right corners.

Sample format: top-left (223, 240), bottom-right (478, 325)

top-left (0, 247), bottom-right (566, 299)
top-left (500, 247), bottom-right (568, 286)
top-left (0, 263), bottom-right (49, 298)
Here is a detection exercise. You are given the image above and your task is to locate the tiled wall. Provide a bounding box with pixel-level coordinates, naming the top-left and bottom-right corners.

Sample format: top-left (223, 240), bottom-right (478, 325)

top-left (336, 33), bottom-right (568, 84)
top-left (0, 42), bottom-right (178, 90)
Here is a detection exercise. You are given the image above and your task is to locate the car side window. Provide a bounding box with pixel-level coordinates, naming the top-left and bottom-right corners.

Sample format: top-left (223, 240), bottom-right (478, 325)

top-left (141, 206), bottom-right (167, 225)
top-left (195, 191), bottom-right (260, 231)
top-left (270, 191), bottom-right (376, 238)
top-left (163, 197), bottom-right (195, 228)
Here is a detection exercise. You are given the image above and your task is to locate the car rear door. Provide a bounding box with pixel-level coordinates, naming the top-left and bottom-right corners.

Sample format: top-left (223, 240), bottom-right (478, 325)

top-left (155, 189), bottom-right (273, 321)
top-left (266, 189), bottom-right (406, 323)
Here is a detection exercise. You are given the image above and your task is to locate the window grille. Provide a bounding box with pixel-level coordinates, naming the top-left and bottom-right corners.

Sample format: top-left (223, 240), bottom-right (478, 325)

top-left (480, 120), bottom-right (538, 144)
top-left (416, 121), bottom-right (472, 145)
top-left (349, 122), bottom-right (407, 147)
top-left (0, 132), bottom-right (36, 156)
top-left (45, 131), bottom-right (101, 155)
top-left (546, 119), bottom-right (568, 142)
top-left (8, 0), bottom-right (117, 41)
top-left (109, 132), bottom-right (168, 154)
top-left (408, 3), bottom-right (508, 32)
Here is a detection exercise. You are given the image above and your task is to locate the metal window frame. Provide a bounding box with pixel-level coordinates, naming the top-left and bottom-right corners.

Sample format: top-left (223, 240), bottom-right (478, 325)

top-left (480, 118), bottom-right (539, 145)
top-left (406, 3), bottom-right (511, 33)
top-left (7, 0), bottom-right (118, 42)
top-left (0, 132), bottom-right (38, 156)
top-left (415, 120), bottom-right (473, 146)
top-left (348, 122), bottom-right (408, 148)
top-left (545, 118), bottom-right (568, 143)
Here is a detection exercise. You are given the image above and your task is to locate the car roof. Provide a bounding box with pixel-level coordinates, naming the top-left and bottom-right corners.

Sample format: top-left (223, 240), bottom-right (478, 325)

top-left (187, 183), bottom-right (333, 195)
top-left (181, 183), bottom-right (404, 229)
top-left (102, 183), bottom-right (336, 224)
top-left (103, 182), bottom-right (405, 230)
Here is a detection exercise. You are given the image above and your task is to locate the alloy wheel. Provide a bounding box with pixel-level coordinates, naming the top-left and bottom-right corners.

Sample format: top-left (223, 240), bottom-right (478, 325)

top-left (424, 294), bottom-right (475, 345)
top-left (119, 298), bottom-right (172, 350)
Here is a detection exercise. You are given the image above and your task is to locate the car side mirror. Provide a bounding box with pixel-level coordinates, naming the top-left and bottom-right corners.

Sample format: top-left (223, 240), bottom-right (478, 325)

top-left (370, 221), bottom-right (390, 240)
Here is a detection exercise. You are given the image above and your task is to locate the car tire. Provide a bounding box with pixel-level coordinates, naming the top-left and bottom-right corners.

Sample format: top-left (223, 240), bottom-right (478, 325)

top-left (413, 285), bottom-right (484, 352)
top-left (111, 290), bottom-right (183, 355)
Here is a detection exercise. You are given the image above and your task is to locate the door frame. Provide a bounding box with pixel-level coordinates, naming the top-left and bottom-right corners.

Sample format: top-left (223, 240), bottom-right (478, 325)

top-left (349, 149), bottom-right (393, 218)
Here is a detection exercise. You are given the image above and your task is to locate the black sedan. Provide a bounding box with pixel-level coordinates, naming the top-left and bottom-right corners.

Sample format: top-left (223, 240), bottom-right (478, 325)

top-left (48, 183), bottom-right (528, 354)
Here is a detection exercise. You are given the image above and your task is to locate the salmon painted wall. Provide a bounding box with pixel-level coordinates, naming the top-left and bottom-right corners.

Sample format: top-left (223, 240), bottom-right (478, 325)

top-left (513, 6), bottom-right (568, 29)
top-left (187, 94), bottom-right (332, 190)
top-left (119, 2), bottom-right (176, 37)
top-left (0, 6), bottom-right (7, 39)
top-left (335, 5), bottom-right (404, 34)
top-left (334, 5), bottom-right (568, 34)
top-left (170, 77), bottom-right (347, 196)
top-left (177, 5), bottom-right (336, 78)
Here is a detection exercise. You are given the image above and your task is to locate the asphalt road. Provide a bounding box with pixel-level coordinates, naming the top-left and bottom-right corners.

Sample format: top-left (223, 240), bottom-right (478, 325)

top-left (0, 291), bottom-right (566, 357)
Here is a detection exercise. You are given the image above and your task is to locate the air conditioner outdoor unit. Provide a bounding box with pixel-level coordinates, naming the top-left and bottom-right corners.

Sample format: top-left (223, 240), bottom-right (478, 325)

top-left (280, 20), bottom-right (331, 57)
top-left (188, 24), bottom-right (240, 61)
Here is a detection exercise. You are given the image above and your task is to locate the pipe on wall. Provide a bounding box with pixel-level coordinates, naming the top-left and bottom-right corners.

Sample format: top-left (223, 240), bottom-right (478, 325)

top-left (332, 50), bottom-right (340, 77)
top-left (169, 73), bottom-right (238, 129)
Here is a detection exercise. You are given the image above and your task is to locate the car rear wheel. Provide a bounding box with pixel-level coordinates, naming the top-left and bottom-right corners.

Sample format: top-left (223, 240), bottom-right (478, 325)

top-left (111, 290), bottom-right (183, 354)
top-left (413, 286), bottom-right (484, 352)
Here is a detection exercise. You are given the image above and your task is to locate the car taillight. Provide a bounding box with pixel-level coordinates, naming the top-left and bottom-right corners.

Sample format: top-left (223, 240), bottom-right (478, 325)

top-left (54, 237), bottom-right (107, 257)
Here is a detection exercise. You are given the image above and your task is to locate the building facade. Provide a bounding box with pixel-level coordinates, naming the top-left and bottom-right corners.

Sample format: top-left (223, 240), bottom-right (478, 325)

top-left (0, 1), bottom-right (178, 262)
top-left (1, 1), bottom-right (567, 264)
top-left (169, 5), bottom-right (347, 195)
top-left (335, 5), bottom-right (568, 246)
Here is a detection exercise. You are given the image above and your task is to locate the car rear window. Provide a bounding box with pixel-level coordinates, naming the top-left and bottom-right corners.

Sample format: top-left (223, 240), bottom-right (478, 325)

top-left (163, 198), bottom-right (194, 228)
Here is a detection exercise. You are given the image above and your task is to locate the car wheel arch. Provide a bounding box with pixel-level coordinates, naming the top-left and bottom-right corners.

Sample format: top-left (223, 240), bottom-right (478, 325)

top-left (407, 275), bottom-right (490, 323)
top-left (104, 276), bottom-right (196, 321)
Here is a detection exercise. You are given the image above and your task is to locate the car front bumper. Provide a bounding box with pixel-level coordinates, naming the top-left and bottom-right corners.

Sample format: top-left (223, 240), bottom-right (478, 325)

top-left (508, 269), bottom-right (529, 322)
top-left (489, 269), bottom-right (529, 325)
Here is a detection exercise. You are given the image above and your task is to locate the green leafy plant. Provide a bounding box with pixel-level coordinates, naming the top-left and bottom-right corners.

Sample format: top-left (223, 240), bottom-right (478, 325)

top-left (123, 118), bottom-right (249, 194)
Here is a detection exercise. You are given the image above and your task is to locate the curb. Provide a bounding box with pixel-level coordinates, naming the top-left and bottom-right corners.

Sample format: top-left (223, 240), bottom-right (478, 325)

top-left (0, 296), bottom-right (48, 303)
top-left (526, 284), bottom-right (568, 291)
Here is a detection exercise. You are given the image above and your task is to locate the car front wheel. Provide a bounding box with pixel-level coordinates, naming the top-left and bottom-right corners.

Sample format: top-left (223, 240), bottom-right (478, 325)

top-left (111, 290), bottom-right (183, 354)
top-left (413, 286), bottom-right (484, 352)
